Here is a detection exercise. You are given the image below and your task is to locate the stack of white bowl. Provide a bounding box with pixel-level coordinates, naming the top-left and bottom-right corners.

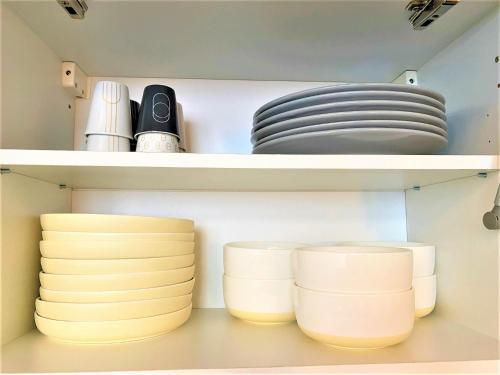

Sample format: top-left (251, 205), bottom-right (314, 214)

top-left (223, 242), bottom-right (305, 325)
top-left (36, 213), bottom-right (195, 343)
top-left (340, 241), bottom-right (436, 318)
top-left (294, 246), bottom-right (415, 349)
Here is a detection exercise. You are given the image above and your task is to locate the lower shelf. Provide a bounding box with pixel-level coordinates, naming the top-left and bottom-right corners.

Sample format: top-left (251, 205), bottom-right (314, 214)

top-left (2, 309), bottom-right (498, 373)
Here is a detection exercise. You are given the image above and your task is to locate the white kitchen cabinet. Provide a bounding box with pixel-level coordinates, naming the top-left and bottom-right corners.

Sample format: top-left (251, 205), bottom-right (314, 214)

top-left (1, 1), bottom-right (499, 373)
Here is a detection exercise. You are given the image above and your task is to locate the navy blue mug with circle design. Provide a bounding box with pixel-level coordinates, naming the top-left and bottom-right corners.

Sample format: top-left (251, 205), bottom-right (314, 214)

top-left (135, 85), bottom-right (179, 139)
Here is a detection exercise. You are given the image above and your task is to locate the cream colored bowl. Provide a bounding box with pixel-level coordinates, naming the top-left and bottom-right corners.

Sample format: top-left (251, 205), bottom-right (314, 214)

top-left (40, 214), bottom-right (194, 233)
top-left (41, 254), bottom-right (195, 274)
top-left (42, 231), bottom-right (195, 242)
top-left (223, 274), bottom-right (294, 324)
top-left (295, 286), bottom-right (414, 349)
top-left (224, 241), bottom-right (307, 279)
top-left (40, 240), bottom-right (195, 259)
top-left (414, 274), bottom-right (436, 318)
top-left (294, 246), bottom-right (412, 293)
top-left (40, 278), bottom-right (195, 303)
top-left (39, 265), bottom-right (195, 291)
top-left (35, 294), bottom-right (191, 321)
top-left (340, 241), bottom-right (435, 277)
top-left (35, 303), bottom-right (192, 343)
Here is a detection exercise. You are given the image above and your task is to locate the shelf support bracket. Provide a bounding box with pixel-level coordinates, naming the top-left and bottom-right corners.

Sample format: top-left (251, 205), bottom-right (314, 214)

top-left (62, 62), bottom-right (89, 98)
top-left (392, 70), bottom-right (418, 85)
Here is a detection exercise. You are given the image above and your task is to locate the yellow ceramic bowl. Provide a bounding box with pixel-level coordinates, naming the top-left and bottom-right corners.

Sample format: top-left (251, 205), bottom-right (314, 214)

top-left (40, 240), bottom-right (195, 259)
top-left (35, 294), bottom-right (191, 321)
top-left (42, 231), bottom-right (195, 242)
top-left (41, 254), bottom-right (195, 274)
top-left (40, 278), bottom-right (195, 303)
top-left (39, 265), bottom-right (195, 291)
top-left (35, 304), bottom-right (192, 343)
top-left (40, 214), bottom-right (194, 233)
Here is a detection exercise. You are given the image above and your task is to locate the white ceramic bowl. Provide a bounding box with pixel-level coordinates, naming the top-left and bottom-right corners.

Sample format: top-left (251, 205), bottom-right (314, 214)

top-left (340, 241), bottom-right (435, 277)
top-left (223, 274), bottom-right (294, 324)
top-left (40, 278), bottom-right (195, 303)
top-left (413, 274), bottom-right (436, 318)
top-left (35, 303), bottom-right (192, 343)
top-left (35, 294), bottom-right (191, 321)
top-left (224, 241), bottom-right (307, 279)
top-left (39, 265), bottom-right (195, 292)
top-left (40, 240), bottom-right (195, 259)
top-left (41, 254), bottom-right (195, 274)
top-left (295, 286), bottom-right (415, 349)
top-left (294, 246), bottom-right (412, 293)
top-left (86, 134), bottom-right (130, 152)
top-left (42, 231), bottom-right (195, 242)
top-left (40, 214), bottom-right (194, 233)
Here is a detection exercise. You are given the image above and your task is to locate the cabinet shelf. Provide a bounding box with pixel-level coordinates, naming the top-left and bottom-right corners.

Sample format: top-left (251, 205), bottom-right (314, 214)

top-left (2, 309), bottom-right (498, 373)
top-left (0, 150), bottom-right (498, 191)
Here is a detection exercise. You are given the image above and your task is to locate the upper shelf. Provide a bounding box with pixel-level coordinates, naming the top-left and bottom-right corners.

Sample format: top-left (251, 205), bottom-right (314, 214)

top-left (0, 150), bottom-right (497, 191)
top-left (4, 1), bottom-right (497, 82)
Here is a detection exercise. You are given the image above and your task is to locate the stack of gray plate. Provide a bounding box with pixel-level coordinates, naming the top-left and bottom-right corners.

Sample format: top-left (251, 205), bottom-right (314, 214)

top-left (251, 83), bottom-right (447, 154)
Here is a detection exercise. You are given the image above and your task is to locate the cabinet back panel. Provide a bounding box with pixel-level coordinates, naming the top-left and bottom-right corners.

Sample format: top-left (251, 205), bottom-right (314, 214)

top-left (406, 173), bottom-right (499, 338)
top-left (72, 190), bottom-right (406, 308)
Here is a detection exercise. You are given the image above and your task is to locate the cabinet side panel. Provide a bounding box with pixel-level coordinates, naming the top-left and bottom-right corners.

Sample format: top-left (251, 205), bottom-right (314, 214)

top-left (72, 190), bottom-right (407, 308)
top-left (406, 174), bottom-right (499, 338)
top-left (1, 5), bottom-right (74, 150)
top-left (419, 7), bottom-right (499, 155)
top-left (1, 174), bottom-right (70, 345)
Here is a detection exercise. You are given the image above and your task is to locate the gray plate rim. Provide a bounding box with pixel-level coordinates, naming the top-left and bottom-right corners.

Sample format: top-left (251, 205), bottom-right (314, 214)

top-left (254, 83), bottom-right (446, 116)
top-left (253, 120), bottom-right (447, 146)
top-left (255, 90), bottom-right (446, 122)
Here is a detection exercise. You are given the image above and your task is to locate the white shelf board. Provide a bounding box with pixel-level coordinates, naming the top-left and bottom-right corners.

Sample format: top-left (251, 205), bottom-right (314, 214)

top-left (2, 309), bottom-right (498, 373)
top-left (0, 150), bottom-right (498, 191)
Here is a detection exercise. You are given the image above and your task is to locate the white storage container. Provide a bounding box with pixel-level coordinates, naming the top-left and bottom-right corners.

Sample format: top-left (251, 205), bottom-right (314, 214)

top-left (0, 1), bottom-right (498, 373)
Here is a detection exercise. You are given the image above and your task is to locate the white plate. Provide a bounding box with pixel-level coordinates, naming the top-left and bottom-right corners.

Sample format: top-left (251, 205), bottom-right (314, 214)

top-left (41, 254), bottom-right (195, 274)
top-left (40, 278), bottom-right (195, 303)
top-left (253, 128), bottom-right (447, 155)
top-left (39, 265), bottom-right (195, 291)
top-left (255, 90), bottom-right (446, 122)
top-left (35, 294), bottom-right (192, 321)
top-left (255, 83), bottom-right (445, 116)
top-left (254, 100), bottom-right (446, 130)
top-left (40, 240), bottom-right (194, 259)
top-left (254, 120), bottom-right (447, 146)
top-left (41, 214), bottom-right (194, 233)
top-left (35, 304), bottom-right (192, 344)
top-left (251, 111), bottom-right (447, 143)
top-left (42, 231), bottom-right (195, 241)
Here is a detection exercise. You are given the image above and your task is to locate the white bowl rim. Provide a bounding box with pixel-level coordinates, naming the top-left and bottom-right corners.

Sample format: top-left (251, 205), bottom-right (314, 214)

top-left (296, 245), bottom-right (410, 254)
top-left (223, 273), bottom-right (294, 282)
top-left (413, 274), bottom-right (437, 281)
top-left (224, 241), bottom-right (308, 251)
top-left (295, 283), bottom-right (414, 297)
top-left (340, 241), bottom-right (434, 248)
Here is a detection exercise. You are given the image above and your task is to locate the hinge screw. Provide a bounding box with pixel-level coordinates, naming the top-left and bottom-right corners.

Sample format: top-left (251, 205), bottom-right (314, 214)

top-left (0, 168), bottom-right (12, 175)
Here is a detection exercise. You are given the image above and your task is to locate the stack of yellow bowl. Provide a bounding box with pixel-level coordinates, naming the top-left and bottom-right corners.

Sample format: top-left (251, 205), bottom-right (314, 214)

top-left (35, 213), bottom-right (195, 344)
